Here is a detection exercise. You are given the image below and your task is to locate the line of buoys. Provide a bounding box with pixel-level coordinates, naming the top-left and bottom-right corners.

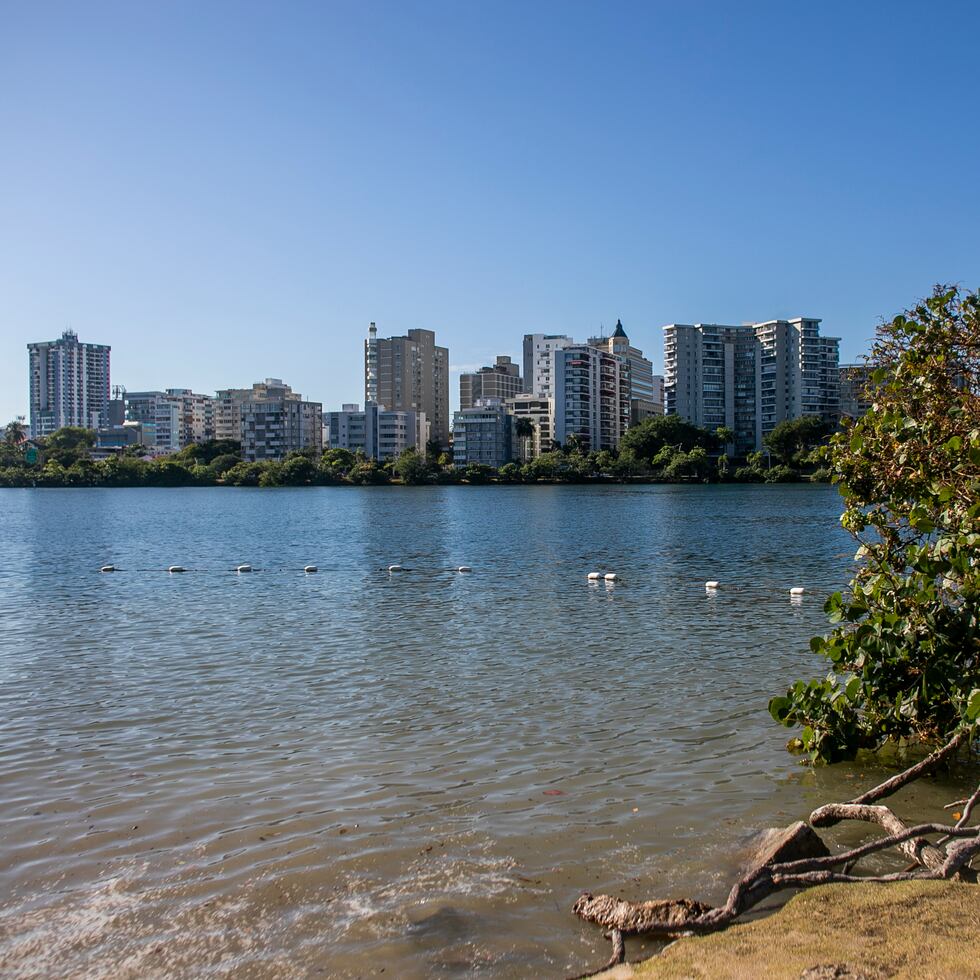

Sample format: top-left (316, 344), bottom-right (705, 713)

top-left (456, 566), bottom-right (472, 573)
top-left (168, 566), bottom-right (186, 574)
top-left (100, 565), bottom-right (116, 573)
top-left (587, 571), bottom-right (602, 581)
top-left (705, 580), bottom-right (720, 590)
top-left (388, 564), bottom-right (404, 572)
top-left (236, 564), bottom-right (252, 573)
top-left (304, 565), bottom-right (318, 573)
top-left (604, 572), bottom-right (619, 582)
top-left (790, 587), bottom-right (806, 596)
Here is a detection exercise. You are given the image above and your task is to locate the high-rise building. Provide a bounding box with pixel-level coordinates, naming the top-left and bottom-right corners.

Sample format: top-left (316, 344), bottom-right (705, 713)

top-left (459, 356), bottom-right (522, 410)
top-left (505, 394), bottom-right (553, 458)
top-left (325, 403), bottom-right (429, 461)
top-left (588, 319), bottom-right (664, 422)
top-left (237, 379), bottom-right (322, 461)
top-left (364, 323), bottom-right (450, 447)
top-left (452, 401), bottom-right (517, 469)
top-left (27, 330), bottom-right (111, 438)
top-left (663, 317), bottom-right (840, 454)
top-left (552, 345), bottom-right (630, 452)
top-left (522, 334), bottom-right (573, 398)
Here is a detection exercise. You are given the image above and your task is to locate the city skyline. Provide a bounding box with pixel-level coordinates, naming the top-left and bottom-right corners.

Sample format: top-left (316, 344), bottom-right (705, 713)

top-left (3, 2), bottom-right (979, 425)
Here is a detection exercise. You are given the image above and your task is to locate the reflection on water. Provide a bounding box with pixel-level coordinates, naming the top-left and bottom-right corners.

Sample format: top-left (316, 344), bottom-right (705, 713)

top-left (0, 485), bottom-right (973, 978)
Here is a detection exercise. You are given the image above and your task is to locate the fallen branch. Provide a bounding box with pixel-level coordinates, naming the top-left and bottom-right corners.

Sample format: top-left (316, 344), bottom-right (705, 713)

top-left (849, 729), bottom-right (969, 805)
top-left (569, 728), bottom-right (978, 979)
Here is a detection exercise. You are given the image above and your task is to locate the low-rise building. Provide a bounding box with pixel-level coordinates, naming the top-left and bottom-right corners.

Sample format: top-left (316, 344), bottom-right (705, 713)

top-left (452, 401), bottom-right (517, 469)
top-left (324, 403), bottom-right (429, 461)
top-left (92, 421), bottom-right (157, 459)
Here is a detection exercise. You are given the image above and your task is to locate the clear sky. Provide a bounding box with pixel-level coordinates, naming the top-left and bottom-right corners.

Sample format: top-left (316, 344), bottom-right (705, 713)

top-left (2, 0), bottom-right (978, 423)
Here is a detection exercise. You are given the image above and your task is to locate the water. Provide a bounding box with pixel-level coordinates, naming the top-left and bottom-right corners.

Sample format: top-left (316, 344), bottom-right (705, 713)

top-left (0, 484), bottom-right (972, 978)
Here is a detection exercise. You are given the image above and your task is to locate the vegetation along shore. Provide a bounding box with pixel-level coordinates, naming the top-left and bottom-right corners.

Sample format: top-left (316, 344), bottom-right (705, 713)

top-left (0, 413), bottom-right (832, 488)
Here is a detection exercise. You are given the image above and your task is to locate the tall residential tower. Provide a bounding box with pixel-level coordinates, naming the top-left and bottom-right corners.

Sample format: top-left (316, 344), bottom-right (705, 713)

top-left (365, 323), bottom-right (450, 446)
top-left (27, 330), bottom-right (111, 438)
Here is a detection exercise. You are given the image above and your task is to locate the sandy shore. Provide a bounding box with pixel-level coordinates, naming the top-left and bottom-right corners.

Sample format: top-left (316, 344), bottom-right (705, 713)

top-left (595, 880), bottom-right (980, 979)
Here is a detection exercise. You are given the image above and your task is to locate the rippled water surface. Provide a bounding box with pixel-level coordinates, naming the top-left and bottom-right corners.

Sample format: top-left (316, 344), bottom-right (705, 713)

top-left (0, 485), bottom-right (972, 978)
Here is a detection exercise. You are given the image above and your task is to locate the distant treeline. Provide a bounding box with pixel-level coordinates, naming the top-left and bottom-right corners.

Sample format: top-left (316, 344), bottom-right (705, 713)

top-left (0, 416), bottom-right (833, 488)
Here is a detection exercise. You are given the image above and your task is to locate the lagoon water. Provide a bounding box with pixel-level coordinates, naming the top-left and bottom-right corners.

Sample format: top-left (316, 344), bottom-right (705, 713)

top-left (0, 485), bottom-right (972, 978)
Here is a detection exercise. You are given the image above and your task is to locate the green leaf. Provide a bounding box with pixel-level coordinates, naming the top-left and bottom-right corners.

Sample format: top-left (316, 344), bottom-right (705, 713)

top-left (967, 689), bottom-right (980, 723)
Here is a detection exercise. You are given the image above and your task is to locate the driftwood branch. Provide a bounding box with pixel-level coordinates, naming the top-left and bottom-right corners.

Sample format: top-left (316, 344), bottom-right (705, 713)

top-left (569, 726), bottom-right (978, 979)
top-left (849, 729), bottom-right (969, 805)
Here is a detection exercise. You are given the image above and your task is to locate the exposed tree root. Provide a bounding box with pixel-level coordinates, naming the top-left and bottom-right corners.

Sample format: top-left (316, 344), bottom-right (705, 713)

top-left (569, 729), bottom-right (978, 979)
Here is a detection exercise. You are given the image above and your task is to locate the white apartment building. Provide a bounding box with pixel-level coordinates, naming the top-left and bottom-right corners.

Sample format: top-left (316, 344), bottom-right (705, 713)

top-left (522, 334), bottom-right (574, 399)
top-left (124, 388), bottom-right (214, 454)
top-left (325, 402), bottom-right (429, 461)
top-left (27, 330), bottom-right (111, 438)
top-left (664, 317), bottom-right (840, 454)
top-left (552, 345), bottom-right (631, 452)
top-left (125, 392), bottom-right (183, 454)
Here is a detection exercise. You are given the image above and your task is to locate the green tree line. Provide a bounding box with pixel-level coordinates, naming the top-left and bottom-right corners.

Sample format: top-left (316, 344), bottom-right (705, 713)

top-left (1, 414), bottom-right (833, 488)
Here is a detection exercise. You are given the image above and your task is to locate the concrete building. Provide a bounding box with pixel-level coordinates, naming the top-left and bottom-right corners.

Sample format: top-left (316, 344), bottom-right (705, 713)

top-left (123, 392), bottom-right (183, 454)
top-left (459, 356), bottom-right (522, 410)
top-left (325, 403), bottom-right (429, 461)
top-left (552, 345), bottom-right (631, 452)
top-left (124, 388), bottom-right (214, 453)
top-left (166, 388), bottom-right (215, 446)
top-left (452, 401), bottom-right (517, 468)
top-left (365, 323), bottom-right (450, 447)
top-left (215, 379), bottom-right (299, 444)
top-left (839, 362), bottom-right (874, 419)
top-left (522, 334), bottom-right (574, 398)
top-left (663, 317), bottom-right (840, 454)
top-left (588, 319), bottom-right (664, 422)
top-left (506, 393), bottom-right (553, 458)
top-left (27, 330), bottom-right (111, 438)
top-left (240, 384), bottom-right (322, 462)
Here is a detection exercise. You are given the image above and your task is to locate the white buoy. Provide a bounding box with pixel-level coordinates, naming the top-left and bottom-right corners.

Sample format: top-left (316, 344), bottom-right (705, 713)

top-left (304, 565), bottom-right (318, 573)
top-left (457, 566), bottom-right (472, 573)
top-left (236, 564), bottom-right (252, 573)
top-left (100, 565), bottom-right (116, 573)
top-left (604, 572), bottom-right (619, 582)
top-left (790, 587), bottom-right (806, 596)
top-left (587, 571), bottom-right (602, 580)
top-left (168, 566), bottom-right (186, 573)
top-left (388, 564), bottom-right (403, 572)
top-left (705, 580), bottom-right (720, 589)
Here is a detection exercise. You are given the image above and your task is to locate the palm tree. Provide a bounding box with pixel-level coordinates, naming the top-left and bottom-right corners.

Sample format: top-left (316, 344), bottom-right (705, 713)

top-left (515, 417), bottom-right (535, 462)
top-left (4, 417), bottom-right (26, 446)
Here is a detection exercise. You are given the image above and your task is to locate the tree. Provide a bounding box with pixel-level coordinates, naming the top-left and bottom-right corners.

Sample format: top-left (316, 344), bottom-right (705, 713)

top-left (515, 417), bottom-right (535, 461)
top-left (42, 427), bottom-right (95, 467)
top-left (619, 415), bottom-right (714, 466)
top-left (715, 425), bottom-right (735, 449)
top-left (763, 416), bottom-right (828, 467)
top-left (4, 417), bottom-right (26, 446)
top-left (770, 286), bottom-right (980, 762)
top-left (393, 448), bottom-right (433, 485)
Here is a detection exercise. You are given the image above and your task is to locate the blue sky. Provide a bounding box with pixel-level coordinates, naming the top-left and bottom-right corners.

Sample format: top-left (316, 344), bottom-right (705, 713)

top-left (2, 0), bottom-right (978, 422)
